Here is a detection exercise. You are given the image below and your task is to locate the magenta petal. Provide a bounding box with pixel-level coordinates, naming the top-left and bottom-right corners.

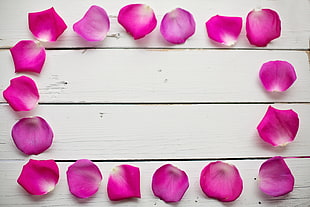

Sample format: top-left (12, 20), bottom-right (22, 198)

top-left (152, 164), bottom-right (189, 202)
top-left (28, 7), bottom-right (67, 42)
top-left (200, 161), bottom-right (243, 202)
top-left (17, 159), bottom-right (59, 195)
top-left (118, 4), bottom-right (157, 39)
top-left (3, 76), bottom-right (39, 111)
top-left (66, 159), bottom-right (102, 198)
top-left (73, 6), bottom-right (110, 41)
top-left (107, 164), bottom-right (141, 201)
top-left (10, 40), bottom-right (46, 73)
top-left (246, 9), bottom-right (281, 47)
top-left (259, 156), bottom-right (294, 196)
top-left (206, 15), bottom-right (242, 46)
top-left (160, 8), bottom-right (196, 44)
top-left (259, 60), bottom-right (297, 92)
top-left (257, 106), bottom-right (299, 146)
top-left (12, 116), bottom-right (53, 155)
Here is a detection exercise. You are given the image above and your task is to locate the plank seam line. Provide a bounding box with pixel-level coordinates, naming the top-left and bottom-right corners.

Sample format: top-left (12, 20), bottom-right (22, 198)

top-left (1, 156), bottom-right (309, 163)
top-left (55, 156), bottom-right (310, 162)
top-left (1, 102), bottom-right (310, 105)
top-left (1, 47), bottom-right (309, 51)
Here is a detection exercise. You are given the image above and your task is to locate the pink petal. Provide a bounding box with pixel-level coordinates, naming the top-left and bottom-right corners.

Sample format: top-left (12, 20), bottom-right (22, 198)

top-left (10, 40), bottom-right (46, 73)
top-left (259, 60), bottom-right (297, 92)
top-left (206, 15), bottom-right (242, 46)
top-left (3, 76), bottom-right (39, 111)
top-left (257, 106), bottom-right (299, 146)
top-left (66, 159), bottom-right (102, 198)
top-left (107, 164), bottom-right (141, 201)
top-left (152, 164), bottom-right (189, 202)
top-left (259, 156), bottom-right (294, 196)
top-left (11, 116), bottom-right (53, 155)
top-left (200, 161), bottom-right (243, 202)
top-left (28, 7), bottom-right (67, 42)
top-left (246, 9), bottom-right (281, 47)
top-left (160, 8), bottom-right (196, 44)
top-left (17, 159), bottom-right (59, 195)
top-left (73, 5), bottom-right (110, 41)
top-left (118, 4), bottom-right (157, 39)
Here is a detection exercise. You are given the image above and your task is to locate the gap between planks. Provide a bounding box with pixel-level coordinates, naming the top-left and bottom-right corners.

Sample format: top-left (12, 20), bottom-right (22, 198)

top-left (2, 156), bottom-right (310, 163)
top-left (1, 47), bottom-right (309, 51)
top-left (1, 102), bottom-right (310, 105)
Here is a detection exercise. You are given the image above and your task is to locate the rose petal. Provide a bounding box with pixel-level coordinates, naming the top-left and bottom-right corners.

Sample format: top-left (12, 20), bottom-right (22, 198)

top-left (259, 60), bottom-right (297, 92)
top-left (107, 164), bottom-right (141, 201)
top-left (66, 159), bottom-right (102, 198)
top-left (259, 156), bottom-right (294, 197)
top-left (11, 116), bottom-right (53, 155)
top-left (17, 159), bottom-right (59, 195)
top-left (200, 161), bottom-right (243, 202)
top-left (257, 106), bottom-right (299, 146)
top-left (152, 164), bottom-right (189, 202)
top-left (28, 7), bottom-right (67, 42)
top-left (3, 76), bottom-right (39, 111)
top-left (118, 4), bottom-right (157, 39)
top-left (160, 8), bottom-right (196, 44)
top-left (246, 9), bottom-right (281, 47)
top-left (10, 40), bottom-right (46, 74)
top-left (73, 5), bottom-right (110, 41)
top-left (205, 15), bottom-right (242, 46)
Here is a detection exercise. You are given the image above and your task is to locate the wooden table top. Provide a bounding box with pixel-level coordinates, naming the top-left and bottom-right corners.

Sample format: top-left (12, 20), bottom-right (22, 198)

top-left (1, 0), bottom-right (309, 206)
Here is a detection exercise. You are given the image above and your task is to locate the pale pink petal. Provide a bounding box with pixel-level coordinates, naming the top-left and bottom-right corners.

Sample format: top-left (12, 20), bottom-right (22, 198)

top-left (28, 7), bottom-right (67, 42)
top-left (12, 116), bottom-right (53, 155)
top-left (73, 5), bottom-right (110, 41)
top-left (259, 60), bottom-right (297, 92)
top-left (107, 164), bottom-right (141, 201)
top-left (17, 159), bottom-right (59, 195)
top-left (118, 4), bottom-right (157, 39)
top-left (259, 156), bottom-right (294, 196)
top-left (66, 159), bottom-right (102, 198)
top-left (246, 9), bottom-right (281, 47)
top-left (152, 164), bottom-right (189, 202)
top-left (200, 161), bottom-right (243, 202)
top-left (10, 40), bottom-right (46, 73)
top-left (160, 8), bottom-right (196, 44)
top-left (206, 15), bottom-right (242, 46)
top-left (3, 76), bottom-right (39, 111)
top-left (257, 106), bottom-right (299, 146)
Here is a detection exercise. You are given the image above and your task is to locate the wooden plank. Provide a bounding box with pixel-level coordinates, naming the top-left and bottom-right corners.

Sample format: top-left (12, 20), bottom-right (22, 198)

top-left (0, 159), bottom-right (309, 206)
top-left (1, 50), bottom-right (309, 103)
top-left (1, 104), bottom-right (309, 160)
top-left (0, 0), bottom-right (309, 49)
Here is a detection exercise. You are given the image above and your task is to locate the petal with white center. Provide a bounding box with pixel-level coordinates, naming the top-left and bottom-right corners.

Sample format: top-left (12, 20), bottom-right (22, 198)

top-left (257, 106), bottom-right (299, 146)
top-left (107, 164), bottom-right (141, 201)
top-left (3, 76), bottom-right (39, 111)
top-left (118, 4), bottom-right (157, 39)
top-left (17, 159), bottom-right (59, 195)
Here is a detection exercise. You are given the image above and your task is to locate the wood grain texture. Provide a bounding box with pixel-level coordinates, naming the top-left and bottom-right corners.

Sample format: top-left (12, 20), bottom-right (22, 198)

top-left (0, 0), bottom-right (309, 206)
top-left (0, 159), bottom-right (309, 207)
top-left (1, 104), bottom-right (309, 160)
top-left (1, 50), bottom-right (309, 103)
top-left (0, 0), bottom-right (309, 49)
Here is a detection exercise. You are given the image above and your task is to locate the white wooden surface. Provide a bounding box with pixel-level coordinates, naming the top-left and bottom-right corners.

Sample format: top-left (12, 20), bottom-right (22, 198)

top-left (1, 50), bottom-right (310, 103)
top-left (0, 0), bottom-right (309, 49)
top-left (1, 104), bottom-right (310, 160)
top-left (1, 159), bottom-right (310, 207)
top-left (0, 0), bottom-right (310, 206)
